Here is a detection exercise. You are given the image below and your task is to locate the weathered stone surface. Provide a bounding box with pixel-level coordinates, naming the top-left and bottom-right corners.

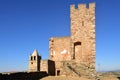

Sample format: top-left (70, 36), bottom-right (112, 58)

top-left (49, 37), bottom-right (71, 61)
top-left (40, 60), bottom-right (55, 75)
top-left (49, 3), bottom-right (96, 77)
top-left (29, 51), bottom-right (55, 75)
top-left (29, 50), bottom-right (41, 72)
top-left (29, 2), bottom-right (96, 79)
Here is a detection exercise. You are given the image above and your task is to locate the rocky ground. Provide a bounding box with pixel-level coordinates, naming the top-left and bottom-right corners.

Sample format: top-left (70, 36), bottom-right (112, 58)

top-left (40, 76), bottom-right (90, 80)
top-left (40, 72), bottom-right (120, 80)
top-left (99, 72), bottom-right (120, 80)
top-left (40, 76), bottom-right (119, 80)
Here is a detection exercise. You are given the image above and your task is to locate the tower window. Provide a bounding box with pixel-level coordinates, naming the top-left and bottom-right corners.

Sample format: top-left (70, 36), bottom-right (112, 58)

top-left (34, 56), bottom-right (36, 60)
top-left (31, 56), bottom-right (33, 60)
top-left (31, 62), bottom-right (33, 64)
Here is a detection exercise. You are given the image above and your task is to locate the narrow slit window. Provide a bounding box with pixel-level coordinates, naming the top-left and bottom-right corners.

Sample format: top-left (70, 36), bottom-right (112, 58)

top-left (82, 21), bottom-right (84, 26)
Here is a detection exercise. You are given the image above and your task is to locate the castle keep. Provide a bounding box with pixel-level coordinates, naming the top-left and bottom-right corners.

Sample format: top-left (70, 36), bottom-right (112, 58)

top-left (29, 3), bottom-right (96, 77)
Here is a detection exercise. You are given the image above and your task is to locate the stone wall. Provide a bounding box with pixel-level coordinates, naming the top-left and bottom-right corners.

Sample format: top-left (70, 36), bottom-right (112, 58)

top-left (49, 37), bottom-right (71, 74)
top-left (70, 3), bottom-right (96, 69)
top-left (49, 37), bottom-right (71, 61)
top-left (40, 60), bottom-right (55, 75)
top-left (49, 3), bottom-right (96, 77)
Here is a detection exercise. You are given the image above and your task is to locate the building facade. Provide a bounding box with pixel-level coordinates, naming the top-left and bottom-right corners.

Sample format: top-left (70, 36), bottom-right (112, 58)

top-left (29, 3), bottom-right (96, 77)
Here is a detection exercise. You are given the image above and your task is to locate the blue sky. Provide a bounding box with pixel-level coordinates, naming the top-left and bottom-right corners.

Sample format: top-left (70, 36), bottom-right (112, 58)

top-left (0, 0), bottom-right (120, 72)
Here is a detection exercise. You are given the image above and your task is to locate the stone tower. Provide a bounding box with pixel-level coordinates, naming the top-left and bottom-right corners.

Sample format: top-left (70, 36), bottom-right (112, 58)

top-left (29, 49), bottom-right (41, 72)
top-left (49, 3), bottom-right (96, 76)
top-left (70, 3), bottom-right (95, 69)
top-left (28, 2), bottom-right (96, 77)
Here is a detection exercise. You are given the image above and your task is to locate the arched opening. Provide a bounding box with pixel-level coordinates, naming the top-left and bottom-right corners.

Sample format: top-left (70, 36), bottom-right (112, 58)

top-left (34, 56), bottom-right (36, 60)
top-left (31, 56), bottom-right (33, 60)
top-left (73, 42), bottom-right (81, 59)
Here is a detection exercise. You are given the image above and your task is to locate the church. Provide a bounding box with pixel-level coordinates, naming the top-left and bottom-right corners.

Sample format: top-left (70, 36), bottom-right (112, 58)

top-left (29, 2), bottom-right (96, 77)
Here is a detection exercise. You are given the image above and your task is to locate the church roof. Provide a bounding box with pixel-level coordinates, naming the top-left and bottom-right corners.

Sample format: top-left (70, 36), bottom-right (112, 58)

top-left (31, 49), bottom-right (39, 56)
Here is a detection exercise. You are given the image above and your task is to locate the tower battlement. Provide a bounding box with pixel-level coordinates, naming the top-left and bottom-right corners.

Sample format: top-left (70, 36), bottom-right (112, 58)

top-left (70, 3), bottom-right (95, 10)
top-left (70, 3), bottom-right (95, 18)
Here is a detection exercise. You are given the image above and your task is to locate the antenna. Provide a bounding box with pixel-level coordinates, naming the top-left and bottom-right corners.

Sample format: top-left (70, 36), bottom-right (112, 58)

top-left (98, 63), bottom-right (101, 72)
